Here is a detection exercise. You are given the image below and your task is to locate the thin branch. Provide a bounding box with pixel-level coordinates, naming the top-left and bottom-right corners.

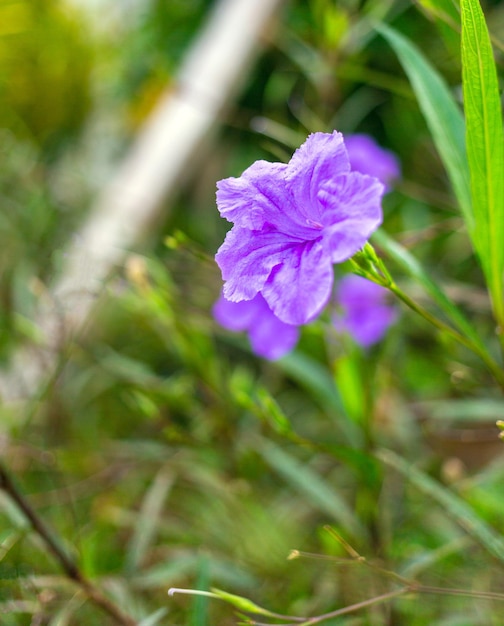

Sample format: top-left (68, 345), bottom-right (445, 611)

top-left (246, 583), bottom-right (504, 626)
top-left (414, 584), bottom-right (504, 602)
top-left (300, 588), bottom-right (409, 625)
top-left (0, 461), bottom-right (137, 626)
top-left (247, 588), bottom-right (410, 626)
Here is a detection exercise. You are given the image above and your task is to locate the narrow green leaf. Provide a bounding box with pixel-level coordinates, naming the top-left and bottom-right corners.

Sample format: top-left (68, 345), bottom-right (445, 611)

top-left (255, 386), bottom-right (293, 436)
top-left (379, 449), bottom-right (504, 563)
top-left (372, 230), bottom-right (486, 352)
top-left (140, 555), bottom-right (257, 590)
top-left (138, 609), bottom-right (168, 626)
top-left (461, 0), bottom-right (504, 325)
top-left (125, 466), bottom-right (174, 572)
top-left (416, 0), bottom-right (460, 26)
top-left (334, 354), bottom-right (365, 423)
top-left (278, 352), bottom-right (343, 414)
top-left (258, 439), bottom-right (365, 538)
top-left (191, 557), bottom-right (210, 626)
top-left (401, 536), bottom-right (472, 580)
top-left (48, 596), bottom-right (86, 626)
top-left (376, 23), bottom-right (473, 229)
top-left (278, 352), bottom-right (362, 447)
top-left (415, 398), bottom-right (504, 422)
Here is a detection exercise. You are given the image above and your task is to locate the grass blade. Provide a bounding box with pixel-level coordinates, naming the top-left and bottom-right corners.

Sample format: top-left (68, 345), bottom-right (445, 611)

top-left (258, 439), bottom-right (365, 539)
top-left (461, 0), bottom-right (504, 325)
top-left (376, 23), bottom-right (472, 229)
top-left (278, 352), bottom-right (362, 447)
top-left (125, 466), bottom-right (175, 573)
top-left (138, 609), bottom-right (169, 626)
top-left (378, 449), bottom-right (504, 564)
top-left (191, 556), bottom-right (210, 626)
top-left (372, 229), bottom-right (486, 352)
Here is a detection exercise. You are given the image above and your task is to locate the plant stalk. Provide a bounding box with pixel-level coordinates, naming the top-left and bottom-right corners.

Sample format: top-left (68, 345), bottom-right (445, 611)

top-left (0, 461), bottom-right (137, 626)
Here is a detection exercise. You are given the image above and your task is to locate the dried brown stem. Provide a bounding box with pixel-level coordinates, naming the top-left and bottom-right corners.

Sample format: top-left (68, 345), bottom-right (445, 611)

top-left (248, 588), bottom-right (410, 626)
top-left (0, 461), bottom-right (136, 626)
top-left (300, 588), bottom-right (410, 625)
top-left (413, 584), bottom-right (504, 602)
top-left (247, 583), bottom-right (504, 626)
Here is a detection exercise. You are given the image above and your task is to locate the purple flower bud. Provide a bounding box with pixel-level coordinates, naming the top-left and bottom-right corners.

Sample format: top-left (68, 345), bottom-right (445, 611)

top-left (215, 131), bottom-right (384, 326)
top-left (345, 134), bottom-right (400, 191)
top-left (334, 275), bottom-right (397, 347)
top-left (213, 292), bottom-right (299, 360)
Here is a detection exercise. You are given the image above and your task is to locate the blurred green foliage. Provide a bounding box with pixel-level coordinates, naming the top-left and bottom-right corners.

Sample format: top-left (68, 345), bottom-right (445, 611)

top-left (0, 0), bottom-right (93, 156)
top-left (1, 0), bottom-right (504, 625)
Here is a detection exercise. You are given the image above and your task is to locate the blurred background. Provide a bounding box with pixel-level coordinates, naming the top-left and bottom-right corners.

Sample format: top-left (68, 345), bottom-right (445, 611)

top-left (1, 0), bottom-right (504, 624)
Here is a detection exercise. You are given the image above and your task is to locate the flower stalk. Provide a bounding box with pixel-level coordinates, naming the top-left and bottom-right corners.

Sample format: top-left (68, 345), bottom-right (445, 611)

top-left (351, 244), bottom-right (504, 390)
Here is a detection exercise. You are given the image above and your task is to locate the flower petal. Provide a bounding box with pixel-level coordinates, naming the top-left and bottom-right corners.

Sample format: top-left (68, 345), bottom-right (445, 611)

top-left (214, 132), bottom-right (386, 329)
top-left (337, 274), bottom-right (384, 306)
top-left (320, 172), bottom-right (384, 262)
top-left (213, 292), bottom-right (299, 360)
top-left (341, 304), bottom-right (397, 348)
top-left (286, 131), bottom-right (350, 225)
top-left (249, 312), bottom-right (299, 360)
top-left (212, 293), bottom-right (260, 331)
top-left (345, 134), bottom-right (401, 191)
top-left (261, 239), bottom-right (333, 325)
top-left (335, 275), bottom-right (398, 347)
top-left (215, 226), bottom-right (300, 302)
top-left (217, 161), bottom-right (309, 236)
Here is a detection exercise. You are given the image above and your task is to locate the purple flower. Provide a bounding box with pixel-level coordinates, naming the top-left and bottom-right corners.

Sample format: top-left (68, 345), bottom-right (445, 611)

top-left (215, 131), bottom-right (384, 326)
top-left (213, 292), bottom-right (299, 360)
top-left (334, 275), bottom-right (397, 348)
top-left (345, 134), bottom-right (400, 191)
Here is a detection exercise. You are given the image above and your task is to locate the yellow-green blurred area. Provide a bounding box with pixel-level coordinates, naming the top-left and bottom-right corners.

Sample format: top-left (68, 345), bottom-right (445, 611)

top-left (0, 0), bottom-right (213, 151)
top-left (1, 1), bottom-right (504, 625)
top-left (0, 0), bottom-right (92, 151)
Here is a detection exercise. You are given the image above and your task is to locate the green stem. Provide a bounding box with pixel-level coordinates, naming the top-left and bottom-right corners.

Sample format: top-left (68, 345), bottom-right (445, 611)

top-left (388, 282), bottom-right (504, 389)
top-left (353, 245), bottom-right (504, 391)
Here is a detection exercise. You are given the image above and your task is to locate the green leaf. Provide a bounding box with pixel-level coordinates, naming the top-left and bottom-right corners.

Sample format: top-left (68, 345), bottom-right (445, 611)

top-left (376, 23), bottom-right (473, 230)
top-left (255, 386), bottom-right (294, 436)
top-left (138, 609), bottom-right (168, 626)
top-left (278, 352), bottom-right (343, 414)
top-left (278, 352), bottom-right (362, 447)
top-left (378, 449), bottom-right (504, 564)
top-left (125, 466), bottom-right (175, 572)
top-left (416, 0), bottom-right (460, 26)
top-left (191, 557), bottom-right (210, 626)
top-left (415, 398), bottom-right (504, 423)
top-left (141, 555), bottom-right (256, 590)
top-left (461, 0), bottom-right (504, 325)
top-left (372, 230), bottom-right (486, 352)
top-left (334, 354), bottom-right (365, 423)
top-left (258, 439), bottom-right (365, 538)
